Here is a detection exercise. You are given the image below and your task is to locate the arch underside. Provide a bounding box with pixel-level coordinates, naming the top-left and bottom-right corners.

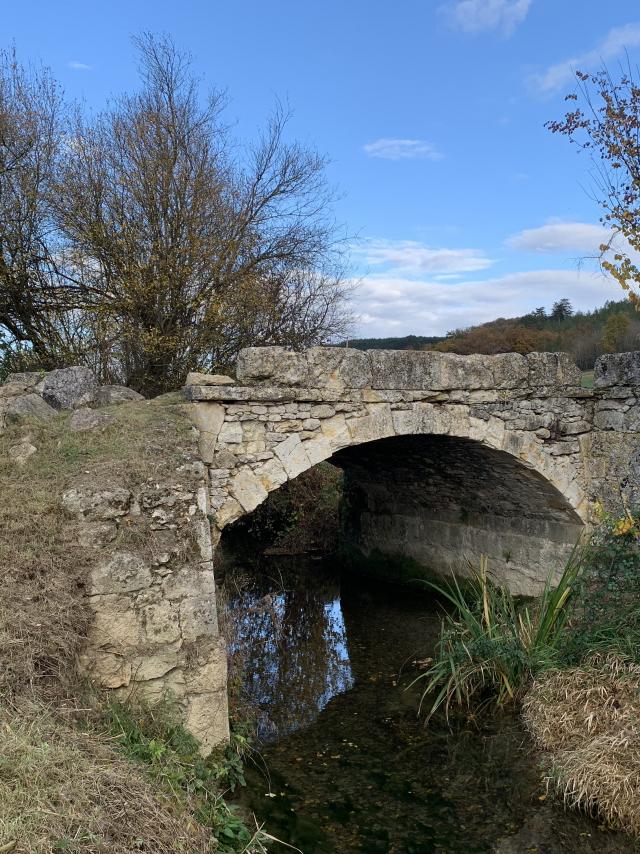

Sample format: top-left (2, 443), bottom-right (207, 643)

top-left (285, 434), bottom-right (583, 596)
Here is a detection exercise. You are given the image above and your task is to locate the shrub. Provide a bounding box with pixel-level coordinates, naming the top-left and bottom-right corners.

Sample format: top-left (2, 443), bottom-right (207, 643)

top-left (560, 511), bottom-right (640, 666)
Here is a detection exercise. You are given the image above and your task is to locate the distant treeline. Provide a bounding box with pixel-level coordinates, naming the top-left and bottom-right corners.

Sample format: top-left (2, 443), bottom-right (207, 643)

top-left (344, 334), bottom-right (445, 351)
top-left (347, 299), bottom-right (639, 369)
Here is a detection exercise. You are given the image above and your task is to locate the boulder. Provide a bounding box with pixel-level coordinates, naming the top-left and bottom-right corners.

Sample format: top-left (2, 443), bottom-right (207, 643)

top-left (94, 385), bottom-right (145, 406)
top-left (5, 393), bottom-right (57, 424)
top-left (42, 366), bottom-right (98, 410)
top-left (5, 372), bottom-right (45, 393)
top-left (8, 437), bottom-right (37, 466)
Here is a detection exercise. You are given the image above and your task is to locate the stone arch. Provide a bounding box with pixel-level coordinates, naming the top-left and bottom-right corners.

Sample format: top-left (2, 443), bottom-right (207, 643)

top-left (213, 398), bottom-right (589, 528)
top-left (214, 405), bottom-right (586, 595)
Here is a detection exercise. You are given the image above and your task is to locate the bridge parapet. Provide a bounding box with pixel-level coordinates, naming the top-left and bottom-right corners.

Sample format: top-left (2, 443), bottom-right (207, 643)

top-left (233, 347), bottom-right (583, 392)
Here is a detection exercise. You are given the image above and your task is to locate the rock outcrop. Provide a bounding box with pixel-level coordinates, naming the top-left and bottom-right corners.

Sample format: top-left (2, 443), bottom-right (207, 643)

top-left (0, 366), bottom-right (145, 432)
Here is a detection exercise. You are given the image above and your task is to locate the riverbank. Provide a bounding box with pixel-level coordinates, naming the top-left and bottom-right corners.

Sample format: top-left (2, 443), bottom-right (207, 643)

top-left (0, 393), bottom-right (268, 853)
top-left (416, 513), bottom-right (640, 841)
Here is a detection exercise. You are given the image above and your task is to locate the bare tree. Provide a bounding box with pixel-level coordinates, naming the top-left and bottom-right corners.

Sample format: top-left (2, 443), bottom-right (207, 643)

top-left (54, 34), bottom-right (351, 394)
top-left (0, 48), bottom-right (81, 370)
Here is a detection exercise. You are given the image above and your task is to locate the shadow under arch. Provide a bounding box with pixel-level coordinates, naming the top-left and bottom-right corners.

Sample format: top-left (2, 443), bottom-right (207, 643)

top-left (329, 433), bottom-right (585, 596)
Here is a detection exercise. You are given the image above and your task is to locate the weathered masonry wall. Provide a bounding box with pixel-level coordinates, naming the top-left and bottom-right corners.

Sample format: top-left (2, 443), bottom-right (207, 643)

top-left (82, 346), bottom-right (640, 751)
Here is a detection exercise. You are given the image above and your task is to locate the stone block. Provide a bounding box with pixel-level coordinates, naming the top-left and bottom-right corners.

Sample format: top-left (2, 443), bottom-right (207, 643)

top-left (392, 408), bottom-right (417, 434)
top-left (162, 566), bottom-right (216, 601)
top-left (83, 651), bottom-right (132, 689)
top-left (186, 372), bottom-right (234, 386)
top-left (89, 595), bottom-right (147, 649)
top-left (179, 597), bottom-right (218, 641)
top-left (310, 404), bottom-right (335, 419)
top-left (90, 551), bottom-right (152, 596)
top-left (320, 413), bottom-right (351, 450)
top-left (131, 648), bottom-right (181, 681)
top-left (302, 435), bottom-right (332, 466)
top-left (236, 346), bottom-right (371, 389)
top-left (229, 468), bottom-right (268, 512)
top-left (214, 497), bottom-right (243, 528)
top-left (526, 352), bottom-right (582, 388)
top-left (367, 350), bottom-right (524, 391)
top-left (274, 433), bottom-right (311, 478)
top-left (594, 351), bottom-right (640, 389)
top-left (185, 690), bottom-right (230, 755)
top-left (142, 600), bottom-right (182, 644)
top-left (255, 457), bottom-right (288, 491)
top-left (217, 421), bottom-right (243, 445)
top-left (348, 403), bottom-right (394, 443)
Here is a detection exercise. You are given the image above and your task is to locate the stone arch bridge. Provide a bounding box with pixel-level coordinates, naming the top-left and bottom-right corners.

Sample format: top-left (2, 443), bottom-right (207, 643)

top-left (83, 347), bottom-right (640, 752)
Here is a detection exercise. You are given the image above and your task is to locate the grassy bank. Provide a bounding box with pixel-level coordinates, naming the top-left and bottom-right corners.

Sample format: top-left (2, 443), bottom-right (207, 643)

top-left (415, 515), bottom-right (640, 837)
top-left (0, 397), bottom-right (270, 853)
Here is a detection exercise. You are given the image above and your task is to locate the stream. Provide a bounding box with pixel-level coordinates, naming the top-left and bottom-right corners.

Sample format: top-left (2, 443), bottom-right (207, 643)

top-left (221, 556), bottom-right (635, 853)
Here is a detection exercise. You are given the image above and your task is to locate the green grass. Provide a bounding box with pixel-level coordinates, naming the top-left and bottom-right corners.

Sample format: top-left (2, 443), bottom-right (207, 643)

top-left (413, 515), bottom-right (640, 722)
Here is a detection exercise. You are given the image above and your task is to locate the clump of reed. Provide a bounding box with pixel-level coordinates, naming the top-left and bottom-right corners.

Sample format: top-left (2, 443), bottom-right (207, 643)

top-left (412, 553), bottom-right (582, 720)
top-left (524, 656), bottom-right (640, 836)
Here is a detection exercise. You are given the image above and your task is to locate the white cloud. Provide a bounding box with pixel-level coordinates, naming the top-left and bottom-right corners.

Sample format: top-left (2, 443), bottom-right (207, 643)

top-left (68, 61), bottom-right (92, 71)
top-left (529, 23), bottom-right (640, 95)
top-left (363, 138), bottom-right (442, 161)
top-left (355, 238), bottom-right (492, 274)
top-left (442, 0), bottom-right (532, 37)
top-left (352, 268), bottom-right (620, 338)
top-left (507, 221), bottom-right (611, 254)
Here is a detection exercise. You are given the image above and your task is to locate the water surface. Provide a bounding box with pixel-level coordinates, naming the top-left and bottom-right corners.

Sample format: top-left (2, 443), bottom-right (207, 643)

top-left (222, 557), bottom-right (635, 853)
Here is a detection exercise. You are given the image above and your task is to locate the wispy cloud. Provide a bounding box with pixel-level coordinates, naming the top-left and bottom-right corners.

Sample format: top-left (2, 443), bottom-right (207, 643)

top-left (442, 0), bottom-right (532, 37)
top-left (355, 238), bottom-right (492, 275)
top-left (68, 60), bottom-right (92, 71)
top-left (529, 23), bottom-right (640, 95)
top-left (507, 220), bottom-right (611, 254)
top-left (352, 268), bottom-right (619, 337)
top-left (363, 138), bottom-right (442, 161)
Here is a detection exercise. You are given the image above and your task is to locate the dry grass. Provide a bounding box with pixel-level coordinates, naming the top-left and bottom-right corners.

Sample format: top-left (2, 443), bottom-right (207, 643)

top-left (0, 394), bottom-right (191, 696)
top-left (0, 395), bottom-right (226, 853)
top-left (0, 701), bottom-right (216, 853)
top-left (524, 655), bottom-right (640, 835)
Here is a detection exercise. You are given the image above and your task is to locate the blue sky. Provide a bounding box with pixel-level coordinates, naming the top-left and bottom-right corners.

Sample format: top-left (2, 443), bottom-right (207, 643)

top-left (5, 1), bottom-right (639, 337)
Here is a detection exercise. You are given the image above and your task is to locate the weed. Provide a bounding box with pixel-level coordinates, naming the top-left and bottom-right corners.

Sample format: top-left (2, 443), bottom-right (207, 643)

top-left (103, 698), bottom-right (273, 853)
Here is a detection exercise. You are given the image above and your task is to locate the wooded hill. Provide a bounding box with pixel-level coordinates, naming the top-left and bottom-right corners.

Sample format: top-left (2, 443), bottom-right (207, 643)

top-left (348, 299), bottom-right (640, 369)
